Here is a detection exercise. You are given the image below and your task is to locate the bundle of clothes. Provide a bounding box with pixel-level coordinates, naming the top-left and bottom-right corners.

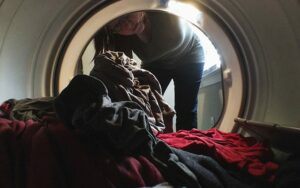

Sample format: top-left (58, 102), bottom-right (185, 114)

top-left (0, 51), bottom-right (294, 188)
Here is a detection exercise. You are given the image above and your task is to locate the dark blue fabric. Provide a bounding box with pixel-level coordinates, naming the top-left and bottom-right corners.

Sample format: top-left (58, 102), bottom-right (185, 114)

top-left (274, 155), bottom-right (300, 188)
top-left (144, 62), bottom-right (204, 130)
top-left (171, 147), bottom-right (252, 188)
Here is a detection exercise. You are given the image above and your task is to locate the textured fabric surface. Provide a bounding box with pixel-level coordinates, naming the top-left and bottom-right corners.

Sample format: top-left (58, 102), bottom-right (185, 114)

top-left (0, 98), bottom-right (56, 121)
top-left (90, 51), bottom-right (175, 132)
top-left (0, 117), bottom-right (165, 188)
top-left (157, 128), bottom-right (279, 180)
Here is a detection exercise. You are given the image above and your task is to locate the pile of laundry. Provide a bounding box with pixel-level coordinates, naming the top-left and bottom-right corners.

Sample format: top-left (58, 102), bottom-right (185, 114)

top-left (0, 51), bottom-right (282, 188)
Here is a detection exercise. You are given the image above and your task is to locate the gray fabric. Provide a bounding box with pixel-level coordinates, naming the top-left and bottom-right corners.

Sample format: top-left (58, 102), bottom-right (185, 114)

top-left (53, 74), bottom-right (157, 156)
top-left (151, 141), bottom-right (201, 188)
top-left (53, 74), bottom-right (110, 127)
top-left (9, 97), bottom-right (56, 121)
top-left (131, 12), bottom-right (203, 68)
top-left (172, 147), bottom-right (251, 188)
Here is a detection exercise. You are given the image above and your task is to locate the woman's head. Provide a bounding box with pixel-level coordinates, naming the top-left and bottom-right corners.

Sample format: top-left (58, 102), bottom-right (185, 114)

top-left (108, 12), bottom-right (146, 35)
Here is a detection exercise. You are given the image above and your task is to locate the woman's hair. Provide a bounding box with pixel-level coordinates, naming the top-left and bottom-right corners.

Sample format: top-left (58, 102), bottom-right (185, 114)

top-left (107, 12), bottom-right (146, 34)
top-left (93, 11), bottom-right (147, 58)
top-left (94, 26), bottom-right (115, 57)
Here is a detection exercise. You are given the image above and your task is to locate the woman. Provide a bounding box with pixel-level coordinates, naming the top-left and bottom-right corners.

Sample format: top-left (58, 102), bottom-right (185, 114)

top-left (94, 11), bottom-right (205, 130)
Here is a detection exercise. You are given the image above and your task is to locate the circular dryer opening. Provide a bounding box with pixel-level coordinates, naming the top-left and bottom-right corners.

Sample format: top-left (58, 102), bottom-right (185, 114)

top-left (55, 0), bottom-right (244, 132)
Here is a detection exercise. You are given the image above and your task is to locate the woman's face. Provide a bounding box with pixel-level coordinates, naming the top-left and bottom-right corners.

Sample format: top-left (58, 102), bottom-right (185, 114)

top-left (109, 12), bottom-right (146, 35)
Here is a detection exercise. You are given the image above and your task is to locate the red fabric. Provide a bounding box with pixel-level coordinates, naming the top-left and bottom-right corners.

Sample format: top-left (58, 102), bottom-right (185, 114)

top-left (157, 128), bottom-right (279, 179)
top-left (0, 117), bottom-right (164, 188)
top-left (0, 118), bottom-right (37, 188)
top-left (0, 100), bottom-right (14, 117)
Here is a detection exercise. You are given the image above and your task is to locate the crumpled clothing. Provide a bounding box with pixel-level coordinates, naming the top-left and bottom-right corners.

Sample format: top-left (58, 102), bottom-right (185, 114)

top-left (273, 155), bottom-right (300, 188)
top-left (0, 97), bottom-right (56, 121)
top-left (152, 141), bottom-right (201, 188)
top-left (53, 74), bottom-right (110, 127)
top-left (0, 117), bottom-right (165, 188)
top-left (53, 74), bottom-right (158, 156)
top-left (0, 99), bottom-right (15, 118)
top-left (89, 51), bottom-right (175, 132)
top-left (157, 128), bottom-right (279, 180)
